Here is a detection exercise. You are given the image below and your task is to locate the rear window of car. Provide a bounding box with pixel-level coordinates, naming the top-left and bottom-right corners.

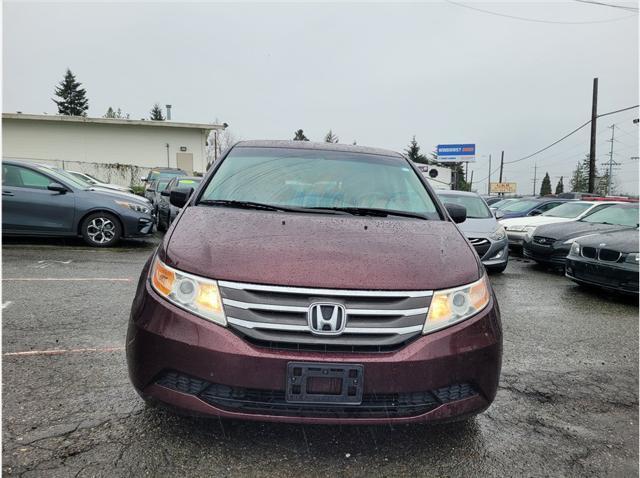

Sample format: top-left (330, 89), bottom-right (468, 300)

top-left (199, 147), bottom-right (440, 218)
top-left (542, 202), bottom-right (593, 218)
top-left (438, 193), bottom-right (492, 219)
top-left (501, 199), bottom-right (540, 212)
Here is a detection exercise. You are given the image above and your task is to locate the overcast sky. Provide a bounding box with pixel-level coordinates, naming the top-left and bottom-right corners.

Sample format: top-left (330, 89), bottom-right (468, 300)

top-left (3, 1), bottom-right (639, 194)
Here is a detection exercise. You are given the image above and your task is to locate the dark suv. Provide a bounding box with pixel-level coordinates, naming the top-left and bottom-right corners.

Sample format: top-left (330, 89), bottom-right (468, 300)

top-left (127, 141), bottom-right (502, 424)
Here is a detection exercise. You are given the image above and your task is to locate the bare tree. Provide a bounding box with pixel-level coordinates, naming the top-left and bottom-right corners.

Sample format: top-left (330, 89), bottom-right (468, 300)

top-left (206, 123), bottom-right (237, 166)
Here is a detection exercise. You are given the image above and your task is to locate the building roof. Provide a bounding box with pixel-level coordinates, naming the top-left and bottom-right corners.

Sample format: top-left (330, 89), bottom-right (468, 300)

top-left (235, 140), bottom-right (404, 158)
top-left (2, 113), bottom-right (226, 131)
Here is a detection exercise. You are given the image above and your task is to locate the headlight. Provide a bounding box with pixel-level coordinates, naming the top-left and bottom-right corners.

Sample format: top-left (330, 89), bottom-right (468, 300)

top-left (423, 275), bottom-right (491, 335)
top-left (570, 242), bottom-right (580, 256)
top-left (489, 226), bottom-right (506, 241)
top-left (625, 252), bottom-right (639, 264)
top-left (115, 200), bottom-right (150, 215)
top-left (150, 256), bottom-right (227, 326)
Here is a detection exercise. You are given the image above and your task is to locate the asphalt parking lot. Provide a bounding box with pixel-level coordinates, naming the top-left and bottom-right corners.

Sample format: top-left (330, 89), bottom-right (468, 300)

top-left (2, 236), bottom-right (638, 477)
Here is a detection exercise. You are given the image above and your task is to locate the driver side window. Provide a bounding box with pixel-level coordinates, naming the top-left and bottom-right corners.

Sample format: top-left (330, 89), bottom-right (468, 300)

top-left (3, 164), bottom-right (52, 190)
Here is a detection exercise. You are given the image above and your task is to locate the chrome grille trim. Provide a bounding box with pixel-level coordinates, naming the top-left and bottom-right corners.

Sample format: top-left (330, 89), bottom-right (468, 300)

top-left (469, 238), bottom-right (490, 245)
top-left (227, 317), bottom-right (424, 335)
top-left (218, 280), bottom-right (433, 298)
top-left (222, 298), bottom-right (428, 317)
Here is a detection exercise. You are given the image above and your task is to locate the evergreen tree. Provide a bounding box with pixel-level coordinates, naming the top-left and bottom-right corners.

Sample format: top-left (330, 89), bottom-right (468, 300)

top-left (452, 163), bottom-right (470, 191)
top-left (324, 130), bottom-right (339, 143)
top-left (104, 107), bottom-right (129, 119)
top-left (595, 170), bottom-right (612, 196)
top-left (104, 107), bottom-right (115, 118)
top-left (404, 136), bottom-right (427, 164)
top-left (540, 172), bottom-right (552, 196)
top-left (150, 104), bottom-right (165, 121)
top-left (293, 129), bottom-right (309, 141)
top-left (53, 69), bottom-right (89, 116)
top-left (555, 176), bottom-right (564, 195)
top-left (570, 156), bottom-right (593, 192)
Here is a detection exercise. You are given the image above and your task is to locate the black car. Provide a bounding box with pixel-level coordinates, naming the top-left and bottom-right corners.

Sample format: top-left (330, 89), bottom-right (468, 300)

top-left (566, 228), bottom-right (639, 294)
top-left (522, 203), bottom-right (639, 266)
top-left (156, 176), bottom-right (202, 231)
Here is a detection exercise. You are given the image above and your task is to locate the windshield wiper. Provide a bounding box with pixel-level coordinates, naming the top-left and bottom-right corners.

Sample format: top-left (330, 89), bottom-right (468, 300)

top-left (309, 207), bottom-right (428, 220)
top-left (198, 199), bottom-right (342, 214)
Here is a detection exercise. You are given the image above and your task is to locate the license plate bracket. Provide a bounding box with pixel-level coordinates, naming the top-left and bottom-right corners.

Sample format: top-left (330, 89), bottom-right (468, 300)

top-left (285, 362), bottom-right (364, 404)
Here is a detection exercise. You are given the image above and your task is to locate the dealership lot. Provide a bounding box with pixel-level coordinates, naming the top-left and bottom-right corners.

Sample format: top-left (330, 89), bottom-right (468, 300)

top-left (2, 237), bottom-right (638, 477)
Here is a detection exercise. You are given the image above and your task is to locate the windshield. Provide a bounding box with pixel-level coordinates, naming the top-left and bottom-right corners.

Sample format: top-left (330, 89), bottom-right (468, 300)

top-left (501, 199), bottom-right (540, 212)
top-left (47, 167), bottom-right (93, 189)
top-left (491, 198), bottom-right (517, 209)
top-left (157, 179), bottom-right (170, 191)
top-left (199, 147), bottom-right (440, 218)
top-left (542, 202), bottom-right (592, 218)
top-left (438, 193), bottom-right (492, 219)
top-left (580, 205), bottom-right (639, 227)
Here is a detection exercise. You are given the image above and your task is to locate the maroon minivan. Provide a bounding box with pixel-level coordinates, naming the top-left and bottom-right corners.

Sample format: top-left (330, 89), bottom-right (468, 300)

top-left (127, 140), bottom-right (502, 424)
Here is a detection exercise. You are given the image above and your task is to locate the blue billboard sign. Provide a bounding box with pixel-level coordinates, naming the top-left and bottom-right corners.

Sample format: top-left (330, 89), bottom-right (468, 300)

top-left (436, 144), bottom-right (476, 163)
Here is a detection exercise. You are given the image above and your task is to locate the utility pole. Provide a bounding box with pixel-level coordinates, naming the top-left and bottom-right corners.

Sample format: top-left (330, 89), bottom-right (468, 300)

top-left (469, 170), bottom-right (474, 191)
top-left (532, 163), bottom-right (538, 196)
top-left (487, 154), bottom-right (492, 195)
top-left (588, 77), bottom-right (598, 193)
top-left (498, 151), bottom-right (505, 196)
top-left (606, 124), bottom-right (616, 195)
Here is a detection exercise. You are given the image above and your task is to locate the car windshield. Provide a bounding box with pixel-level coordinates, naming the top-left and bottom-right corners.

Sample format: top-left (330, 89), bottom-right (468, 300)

top-left (542, 202), bottom-right (592, 218)
top-left (157, 179), bottom-right (170, 191)
top-left (47, 167), bottom-right (93, 189)
top-left (580, 205), bottom-right (639, 227)
top-left (438, 193), bottom-right (492, 219)
top-left (491, 198), bottom-right (517, 209)
top-left (501, 199), bottom-right (540, 212)
top-left (69, 172), bottom-right (96, 183)
top-left (199, 147), bottom-right (440, 218)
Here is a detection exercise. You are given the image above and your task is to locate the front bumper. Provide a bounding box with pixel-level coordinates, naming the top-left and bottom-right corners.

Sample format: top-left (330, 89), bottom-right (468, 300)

top-left (505, 230), bottom-right (527, 247)
top-left (522, 240), bottom-right (569, 265)
top-left (566, 257), bottom-right (639, 294)
top-left (127, 271), bottom-right (503, 424)
top-left (122, 214), bottom-right (154, 238)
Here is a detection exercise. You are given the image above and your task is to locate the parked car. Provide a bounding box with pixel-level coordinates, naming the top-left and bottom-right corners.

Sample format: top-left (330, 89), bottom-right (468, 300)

top-left (522, 203), bottom-right (639, 266)
top-left (483, 196), bottom-right (504, 206)
top-left (501, 200), bottom-right (620, 248)
top-left (496, 198), bottom-right (571, 219)
top-left (127, 140), bottom-right (503, 425)
top-left (565, 228), bottom-right (639, 294)
top-left (144, 178), bottom-right (171, 212)
top-left (438, 190), bottom-right (509, 273)
top-left (141, 167), bottom-right (187, 191)
top-left (2, 159), bottom-right (154, 247)
top-left (489, 198), bottom-right (520, 211)
top-left (156, 176), bottom-right (203, 231)
top-left (67, 170), bottom-right (134, 194)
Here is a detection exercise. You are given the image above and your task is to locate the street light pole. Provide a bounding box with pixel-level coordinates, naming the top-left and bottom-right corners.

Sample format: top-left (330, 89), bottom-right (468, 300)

top-left (487, 154), bottom-right (492, 195)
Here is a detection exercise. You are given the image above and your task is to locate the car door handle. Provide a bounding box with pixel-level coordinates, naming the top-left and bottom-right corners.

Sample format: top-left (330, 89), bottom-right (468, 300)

top-left (2, 191), bottom-right (14, 196)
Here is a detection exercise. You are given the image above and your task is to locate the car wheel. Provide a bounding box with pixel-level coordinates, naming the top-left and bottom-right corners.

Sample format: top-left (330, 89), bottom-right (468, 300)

top-left (81, 212), bottom-right (122, 247)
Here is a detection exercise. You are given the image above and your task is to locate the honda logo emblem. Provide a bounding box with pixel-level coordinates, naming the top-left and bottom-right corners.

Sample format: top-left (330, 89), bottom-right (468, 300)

top-left (308, 303), bottom-right (347, 336)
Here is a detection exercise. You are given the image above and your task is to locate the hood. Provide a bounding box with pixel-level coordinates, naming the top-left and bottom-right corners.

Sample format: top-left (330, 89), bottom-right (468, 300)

top-left (576, 228), bottom-right (639, 253)
top-left (501, 216), bottom-right (574, 229)
top-left (533, 220), bottom-right (631, 242)
top-left (87, 187), bottom-right (149, 204)
top-left (163, 206), bottom-right (482, 290)
top-left (455, 216), bottom-right (500, 236)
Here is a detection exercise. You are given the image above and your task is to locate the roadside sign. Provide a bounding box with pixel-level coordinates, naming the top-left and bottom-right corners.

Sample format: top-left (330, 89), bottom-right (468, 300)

top-left (490, 182), bottom-right (517, 194)
top-left (436, 144), bottom-right (476, 163)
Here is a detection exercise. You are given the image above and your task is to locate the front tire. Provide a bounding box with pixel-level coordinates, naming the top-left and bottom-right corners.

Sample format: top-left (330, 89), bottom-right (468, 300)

top-left (81, 212), bottom-right (122, 247)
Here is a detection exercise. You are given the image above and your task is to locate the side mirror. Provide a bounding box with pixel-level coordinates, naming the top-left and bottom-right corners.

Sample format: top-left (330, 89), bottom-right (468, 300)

top-left (494, 210), bottom-right (505, 220)
top-left (48, 182), bottom-right (67, 194)
top-left (170, 187), bottom-right (194, 208)
top-left (161, 190), bottom-right (170, 197)
top-left (444, 203), bottom-right (467, 224)
top-left (529, 209), bottom-right (542, 216)
top-left (147, 189), bottom-right (155, 193)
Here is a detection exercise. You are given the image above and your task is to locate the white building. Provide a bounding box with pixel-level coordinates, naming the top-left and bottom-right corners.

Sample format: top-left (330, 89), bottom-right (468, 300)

top-left (2, 113), bottom-right (226, 187)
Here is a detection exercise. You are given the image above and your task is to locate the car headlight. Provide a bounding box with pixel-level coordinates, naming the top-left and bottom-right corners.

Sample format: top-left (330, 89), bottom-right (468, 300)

top-left (625, 252), bottom-right (639, 264)
top-left (150, 256), bottom-right (227, 326)
top-left (570, 242), bottom-right (581, 256)
top-left (115, 200), bottom-right (150, 215)
top-left (490, 226), bottom-right (506, 241)
top-left (423, 275), bottom-right (491, 335)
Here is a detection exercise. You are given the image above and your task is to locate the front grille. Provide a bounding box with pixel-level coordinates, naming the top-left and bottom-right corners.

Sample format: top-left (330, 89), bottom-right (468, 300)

top-left (469, 238), bottom-right (491, 258)
top-left (599, 248), bottom-right (622, 262)
top-left (581, 246), bottom-right (597, 259)
top-left (219, 280), bottom-right (432, 351)
top-left (156, 371), bottom-right (478, 418)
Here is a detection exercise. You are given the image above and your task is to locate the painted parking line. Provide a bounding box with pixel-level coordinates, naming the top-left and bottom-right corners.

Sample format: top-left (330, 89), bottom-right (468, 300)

top-left (2, 278), bottom-right (132, 282)
top-left (3, 346), bottom-right (125, 357)
top-left (2, 301), bottom-right (13, 309)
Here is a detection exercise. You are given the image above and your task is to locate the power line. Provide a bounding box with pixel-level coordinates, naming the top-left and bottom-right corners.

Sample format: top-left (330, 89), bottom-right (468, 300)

top-left (573, 0), bottom-right (639, 12)
top-left (445, 0), bottom-right (637, 24)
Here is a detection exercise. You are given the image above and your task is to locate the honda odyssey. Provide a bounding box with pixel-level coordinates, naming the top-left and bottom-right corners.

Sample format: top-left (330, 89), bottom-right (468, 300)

top-left (127, 140), bottom-right (503, 424)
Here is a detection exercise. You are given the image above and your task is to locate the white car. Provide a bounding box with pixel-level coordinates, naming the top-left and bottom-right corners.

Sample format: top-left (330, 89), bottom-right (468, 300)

top-left (67, 170), bottom-right (134, 194)
top-left (501, 200), bottom-right (622, 247)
